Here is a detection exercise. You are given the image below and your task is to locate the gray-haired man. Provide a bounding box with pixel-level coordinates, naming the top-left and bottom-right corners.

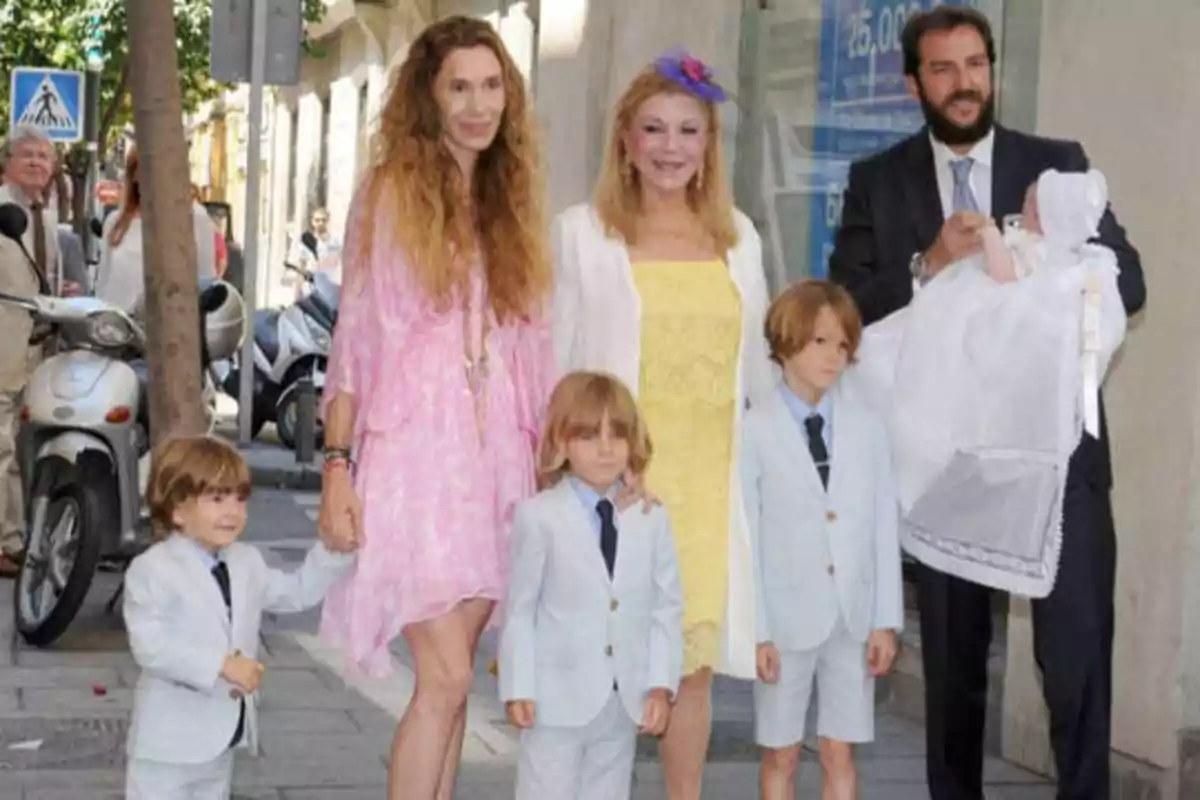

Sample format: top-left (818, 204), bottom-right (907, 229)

top-left (0, 125), bottom-right (75, 577)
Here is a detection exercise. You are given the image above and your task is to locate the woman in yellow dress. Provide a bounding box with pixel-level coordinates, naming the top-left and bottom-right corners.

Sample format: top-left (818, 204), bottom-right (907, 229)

top-left (550, 52), bottom-right (776, 799)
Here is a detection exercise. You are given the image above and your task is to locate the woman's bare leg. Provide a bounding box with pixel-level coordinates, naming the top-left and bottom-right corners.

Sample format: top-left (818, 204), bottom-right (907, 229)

top-left (386, 599), bottom-right (491, 800)
top-left (434, 599), bottom-right (493, 800)
top-left (658, 668), bottom-right (713, 800)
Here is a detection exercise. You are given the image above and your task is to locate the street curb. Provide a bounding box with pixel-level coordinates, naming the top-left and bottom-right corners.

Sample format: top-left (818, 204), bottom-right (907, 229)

top-left (249, 465), bottom-right (322, 491)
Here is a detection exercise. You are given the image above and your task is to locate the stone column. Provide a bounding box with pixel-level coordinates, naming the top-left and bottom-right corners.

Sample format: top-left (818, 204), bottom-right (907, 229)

top-left (326, 76), bottom-right (361, 235)
top-left (998, 2), bottom-right (1200, 795)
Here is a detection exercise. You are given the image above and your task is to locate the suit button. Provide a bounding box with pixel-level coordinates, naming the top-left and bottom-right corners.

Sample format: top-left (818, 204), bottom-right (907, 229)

top-left (610, 599), bottom-right (619, 611)
top-left (605, 645), bottom-right (614, 656)
top-left (826, 510), bottom-right (837, 522)
top-left (827, 564), bottom-right (836, 576)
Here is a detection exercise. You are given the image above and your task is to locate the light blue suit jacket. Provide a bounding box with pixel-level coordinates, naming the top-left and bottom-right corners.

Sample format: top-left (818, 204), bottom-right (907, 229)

top-left (742, 378), bottom-right (904, 652)
top-left (498, 480), bottom-right (684, 728)
top-left (123, 534), bottom-right (353, 763)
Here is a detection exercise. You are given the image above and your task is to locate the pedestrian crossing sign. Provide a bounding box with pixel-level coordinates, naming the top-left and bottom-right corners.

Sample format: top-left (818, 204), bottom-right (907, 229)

top-left (8, 68), bottom-right (84, 143)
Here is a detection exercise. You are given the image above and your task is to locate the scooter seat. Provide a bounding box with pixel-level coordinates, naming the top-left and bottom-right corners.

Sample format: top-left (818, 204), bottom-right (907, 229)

top-left (297, 294), bottom-right (335, 332)
top-left (253, 309), bottom-right (282, 364)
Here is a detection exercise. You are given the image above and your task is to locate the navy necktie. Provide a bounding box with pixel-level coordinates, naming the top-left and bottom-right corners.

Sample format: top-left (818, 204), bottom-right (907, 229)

top-left (596, 499), bottom-right (618, 579)
top-left (212, 559), bottom-right (245, 748)
top-left (211, 560), bottom-right (232, 611)
top-left (805, 413), bottom-right (830, 490)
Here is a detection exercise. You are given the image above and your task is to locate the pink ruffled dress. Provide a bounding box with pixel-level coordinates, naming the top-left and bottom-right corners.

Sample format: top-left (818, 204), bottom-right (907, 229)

top-left (318, 184), bottom-right (555, 678)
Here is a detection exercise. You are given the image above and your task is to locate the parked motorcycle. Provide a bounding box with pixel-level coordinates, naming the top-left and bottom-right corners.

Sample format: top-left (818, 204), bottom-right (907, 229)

top-left (220, 239), bottom-right (338, 450)
top-left (0, 202), bottom-right (246, 646)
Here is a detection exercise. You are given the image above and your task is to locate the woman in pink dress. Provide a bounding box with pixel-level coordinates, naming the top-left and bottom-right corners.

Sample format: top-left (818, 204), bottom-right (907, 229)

top-left (316, 16), bottom-right (554, 800)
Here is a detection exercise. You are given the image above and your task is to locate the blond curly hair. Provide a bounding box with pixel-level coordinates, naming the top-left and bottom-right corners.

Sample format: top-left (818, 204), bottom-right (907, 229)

top-left (359, 16), bottom-right (550, 322)
top-left (593, 66), bottom-right (738, 257)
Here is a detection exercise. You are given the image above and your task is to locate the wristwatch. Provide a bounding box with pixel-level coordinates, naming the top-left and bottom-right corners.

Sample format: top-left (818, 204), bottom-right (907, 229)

top-left (909, 250), bottom-right (929, 281)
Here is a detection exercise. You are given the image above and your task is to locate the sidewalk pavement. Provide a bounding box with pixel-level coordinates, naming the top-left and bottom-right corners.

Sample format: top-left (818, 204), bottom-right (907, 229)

top-left (0, 485), bottom-right (1057, 799)
top-left (240, 441), bottom-right (323, 491)
top-left (215, 398), bottom-right (322, 491)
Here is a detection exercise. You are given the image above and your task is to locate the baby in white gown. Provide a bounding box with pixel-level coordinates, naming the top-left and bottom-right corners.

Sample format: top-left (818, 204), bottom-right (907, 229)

top-left (851, 168), bottom-right (1126, 598)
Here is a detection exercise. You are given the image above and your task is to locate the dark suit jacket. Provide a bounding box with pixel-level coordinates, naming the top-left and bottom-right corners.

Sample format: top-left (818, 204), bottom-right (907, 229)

top-left (56, 226), bottom-right (88, 291)
top-left (829, 125), bottom-right (1145, 488)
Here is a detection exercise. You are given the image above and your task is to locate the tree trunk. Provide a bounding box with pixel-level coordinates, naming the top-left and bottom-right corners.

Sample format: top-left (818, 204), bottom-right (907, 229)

top-left (125, 0), bottom-right (206, 443)
top-left (70, 164), bottom-right (87, 235)
top-left (52, 167), bottom-right (70, 221)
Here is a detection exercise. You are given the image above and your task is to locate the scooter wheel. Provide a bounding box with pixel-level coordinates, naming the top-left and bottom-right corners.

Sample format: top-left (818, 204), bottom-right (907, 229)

top-left (13, 466), bottom-right (104, 648)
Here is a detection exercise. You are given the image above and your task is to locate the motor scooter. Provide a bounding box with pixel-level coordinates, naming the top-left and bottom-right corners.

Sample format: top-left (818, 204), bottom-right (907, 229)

top-left (220, 233), bottom-right (338, 450)
top-left (0, 202), bottom-right (246, 646)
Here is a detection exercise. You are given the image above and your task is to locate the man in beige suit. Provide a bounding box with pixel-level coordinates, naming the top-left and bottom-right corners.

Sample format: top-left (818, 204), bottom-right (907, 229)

top-left (0, 125), bottom-right (61, 578)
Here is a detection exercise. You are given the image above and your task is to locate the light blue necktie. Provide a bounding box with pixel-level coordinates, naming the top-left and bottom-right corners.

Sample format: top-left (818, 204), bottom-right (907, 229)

top-left (950, 157), bottom-right (980, 213)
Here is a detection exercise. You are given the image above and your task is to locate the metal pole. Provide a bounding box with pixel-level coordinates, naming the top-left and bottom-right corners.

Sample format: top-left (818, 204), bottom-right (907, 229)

top-left (294, 376), bottom-right (315, 465)
top-left (238, 0), bottom-right (268, 444)
top-left (82, 59), bottom-right (102, 258)
top-left (83, 12), bottom-right (103, 255)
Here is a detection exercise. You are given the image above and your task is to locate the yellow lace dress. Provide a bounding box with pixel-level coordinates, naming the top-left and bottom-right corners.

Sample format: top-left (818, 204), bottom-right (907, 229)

top-left (632, 260), bottom-right (741, 675)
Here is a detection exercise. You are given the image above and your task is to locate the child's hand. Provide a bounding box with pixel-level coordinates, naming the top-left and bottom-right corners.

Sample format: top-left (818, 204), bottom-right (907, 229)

top-left (639, 688), bottom-right (671, 736)
top-left (616, 469), bottom-right (659, 514)
top-left (221, 650), bottom-right (266, 695)
top-left (506, 700), bottom-right (536, 729)
top-left (867, 629), bottom-right (899, 677)
top-left (981, 223), bottom-right (1017, 284)
top-left (756, 642), bottom-right (781, 684)
top-left (319, 523), bottom-right (359, 554)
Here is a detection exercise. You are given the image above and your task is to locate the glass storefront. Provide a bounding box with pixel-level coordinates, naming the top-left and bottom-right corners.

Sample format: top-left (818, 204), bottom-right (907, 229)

top-left (735, 0), bottom-right (1006, 293)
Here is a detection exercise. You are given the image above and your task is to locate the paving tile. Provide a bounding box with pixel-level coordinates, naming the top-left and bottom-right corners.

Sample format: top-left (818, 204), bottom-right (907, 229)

top-left (23, 792), bottom-right (125, 800)
top-left (15, 648), bottom-right (136, 669)
top-left (281, 789), bottom-right (387, 800)
top-left (20, 687), bottom-right (134, 713)
top-left (0, 666), bottom-right (122, 691)
top-left (0, 769), bottom-right (125, 793)
top-left (258, 668), bottom-right (373, 712)
top-left (259, 709), bottom-right (360, 736)
top-left (233, 751), bottom-right (388, 790)
top-left (258, 731), bottom-right (383, 761)
top-left (983, 756), bottom-right (1054, 784)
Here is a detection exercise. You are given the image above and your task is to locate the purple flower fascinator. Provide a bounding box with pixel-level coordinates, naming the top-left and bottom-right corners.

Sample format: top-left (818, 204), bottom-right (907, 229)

top-left (653, 50), bottom-right (728, 103)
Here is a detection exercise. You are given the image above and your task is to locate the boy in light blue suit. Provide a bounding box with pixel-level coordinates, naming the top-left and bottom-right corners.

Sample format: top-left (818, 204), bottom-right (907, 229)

top-left (499, 371), bottom-right (684, 800)
top-left (743, 281), bottom-right (904, 800)
top-left (123, 436), bottom-right (355, 799)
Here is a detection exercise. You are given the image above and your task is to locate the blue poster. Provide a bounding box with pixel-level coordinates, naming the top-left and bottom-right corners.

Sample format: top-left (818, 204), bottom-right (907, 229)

top-left (808, 0), bottom-right (973, 276)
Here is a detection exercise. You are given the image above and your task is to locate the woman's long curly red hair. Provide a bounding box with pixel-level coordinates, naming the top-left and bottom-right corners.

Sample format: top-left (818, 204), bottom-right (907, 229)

top-left (359, 16), bottom-right (550, 322)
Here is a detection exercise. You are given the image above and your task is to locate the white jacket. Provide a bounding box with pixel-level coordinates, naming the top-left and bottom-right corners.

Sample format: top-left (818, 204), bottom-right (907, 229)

top-left (499, 481), bottom-right (684, 727)
top-left (123, 535), bottom-right (353, 764)
top-left (742, 382), bottom-right (904, 651)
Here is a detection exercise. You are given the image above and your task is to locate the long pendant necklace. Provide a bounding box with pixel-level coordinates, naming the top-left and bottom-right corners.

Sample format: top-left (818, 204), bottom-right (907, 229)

top-left (463, 275), bottom-right (491, 445)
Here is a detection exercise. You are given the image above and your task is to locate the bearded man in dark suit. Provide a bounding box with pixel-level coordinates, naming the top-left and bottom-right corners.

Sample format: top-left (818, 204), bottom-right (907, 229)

top-left (829, 6), bottom-right (1145, 800)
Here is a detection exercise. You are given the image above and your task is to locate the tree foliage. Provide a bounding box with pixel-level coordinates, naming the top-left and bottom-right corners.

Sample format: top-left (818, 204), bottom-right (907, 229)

top-left (0, 0), bottom-right (326, 146)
